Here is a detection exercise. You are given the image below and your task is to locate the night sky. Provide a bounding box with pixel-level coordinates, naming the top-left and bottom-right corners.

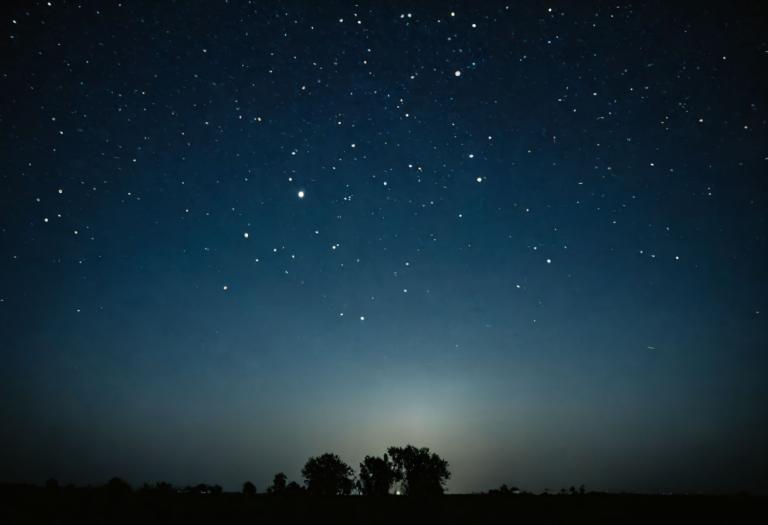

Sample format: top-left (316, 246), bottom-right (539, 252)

top-left (1, 1), bottom-right (767, 494)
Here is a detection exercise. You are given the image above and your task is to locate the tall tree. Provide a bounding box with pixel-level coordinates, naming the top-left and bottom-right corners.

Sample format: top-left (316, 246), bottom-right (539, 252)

top-left (359, 454), bottom-right (398, 496)
top-left (301, 453), bottom-right (355, 496)
top-left (387, 445), bottom-right (450, 496)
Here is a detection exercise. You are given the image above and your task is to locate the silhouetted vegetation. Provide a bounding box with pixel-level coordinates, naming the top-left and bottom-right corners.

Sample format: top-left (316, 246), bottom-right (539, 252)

top-left (241, 481), bottom-right (256, 496)
top-left (140, 481), bottom-right (175, 494)
top-left (358, 453), bottom-right (398, 496)
top-left (487, 483), bottom-right (522, 496)
top-left (267, 472), bottom-right (287, 494)
top-left (388, 445), bottom-right (450, 496)
top-left (285, 481), bottom-right (306, 495)
top-left (182, 483), bottom-right (222, 496)
top-left (104, 477), bottom-right (132, 497)
top-left (302, 452), bottom-right (355, 496)
top-left (2, 446), bottom-right (764, 523)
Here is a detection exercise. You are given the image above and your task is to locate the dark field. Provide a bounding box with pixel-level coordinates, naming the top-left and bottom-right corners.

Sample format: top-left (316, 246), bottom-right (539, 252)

top-left (1, 485), bottom-right (765, 524)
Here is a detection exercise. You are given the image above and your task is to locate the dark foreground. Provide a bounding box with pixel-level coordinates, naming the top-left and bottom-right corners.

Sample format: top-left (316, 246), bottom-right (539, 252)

top-left (1, 485), bottom-right (765, 524)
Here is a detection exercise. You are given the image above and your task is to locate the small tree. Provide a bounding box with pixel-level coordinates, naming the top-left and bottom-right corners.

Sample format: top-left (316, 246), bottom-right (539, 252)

top-left (301, 453), bottom-right (355, 496)
top-left (387, 445), bottom-right (450, 496)
top-left (268, 472), bottom-right (287, 494)
top-left (104, 477), bottom-right (132, 496)
top-left (242, 481), bottom-right (257, 496)
top-left (359, 454), bottom-right (397, 496)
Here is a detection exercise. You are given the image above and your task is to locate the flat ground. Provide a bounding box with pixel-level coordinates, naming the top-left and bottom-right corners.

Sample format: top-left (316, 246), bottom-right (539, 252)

top-left (1, 485), bottom-right (765, 524)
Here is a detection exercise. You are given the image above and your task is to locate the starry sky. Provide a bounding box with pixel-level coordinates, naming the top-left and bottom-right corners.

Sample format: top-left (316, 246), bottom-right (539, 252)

top-left (1, 1), bottom-right (767, 494)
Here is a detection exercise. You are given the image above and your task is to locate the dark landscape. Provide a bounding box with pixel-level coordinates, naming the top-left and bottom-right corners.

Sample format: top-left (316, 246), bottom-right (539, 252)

top-left (3, 446), bottom-right (767, 524)
top-left (1, 1), bottom-right (767, 523)
top-left (2, 487), bottom-right (765, 525)
top-left (2, 482), bottom-right (766, 524)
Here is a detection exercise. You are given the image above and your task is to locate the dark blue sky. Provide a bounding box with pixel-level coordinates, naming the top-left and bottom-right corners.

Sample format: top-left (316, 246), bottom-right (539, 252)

top-left (1, 1), bottom-right (766, 493)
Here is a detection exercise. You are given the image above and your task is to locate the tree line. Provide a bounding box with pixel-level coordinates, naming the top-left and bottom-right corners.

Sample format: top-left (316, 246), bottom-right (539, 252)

top-left (260, 445), bottom-right (450, 496)
top-left (40, 445), bottom-right (450, 497)
top-left (40, 444), bottom-right (592, 497)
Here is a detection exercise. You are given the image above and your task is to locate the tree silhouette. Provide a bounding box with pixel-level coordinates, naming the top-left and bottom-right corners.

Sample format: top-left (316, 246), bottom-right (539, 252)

top-left (104, 477), bottom-right (132, 496)
top-left (301, 453), bottom-right (355, 496)
top-left (387, 445), bottom-right (450, 496)
top-left (285, 481), bottom-right (306, 495)
top-left (268, 472), bottom-right (287, 494)
top-left (184, 483), bottom-right (221, 495)
top-left (358, 454), bottom-right (398, 496)
top-left (489, 483), bottom-right (520, 495)
top-left (242, 481), bottom-right (256, 496)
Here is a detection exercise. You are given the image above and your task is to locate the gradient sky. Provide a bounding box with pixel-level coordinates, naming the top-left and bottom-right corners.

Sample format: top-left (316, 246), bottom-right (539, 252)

top-left (1, 1), bottom-right (767, 494)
